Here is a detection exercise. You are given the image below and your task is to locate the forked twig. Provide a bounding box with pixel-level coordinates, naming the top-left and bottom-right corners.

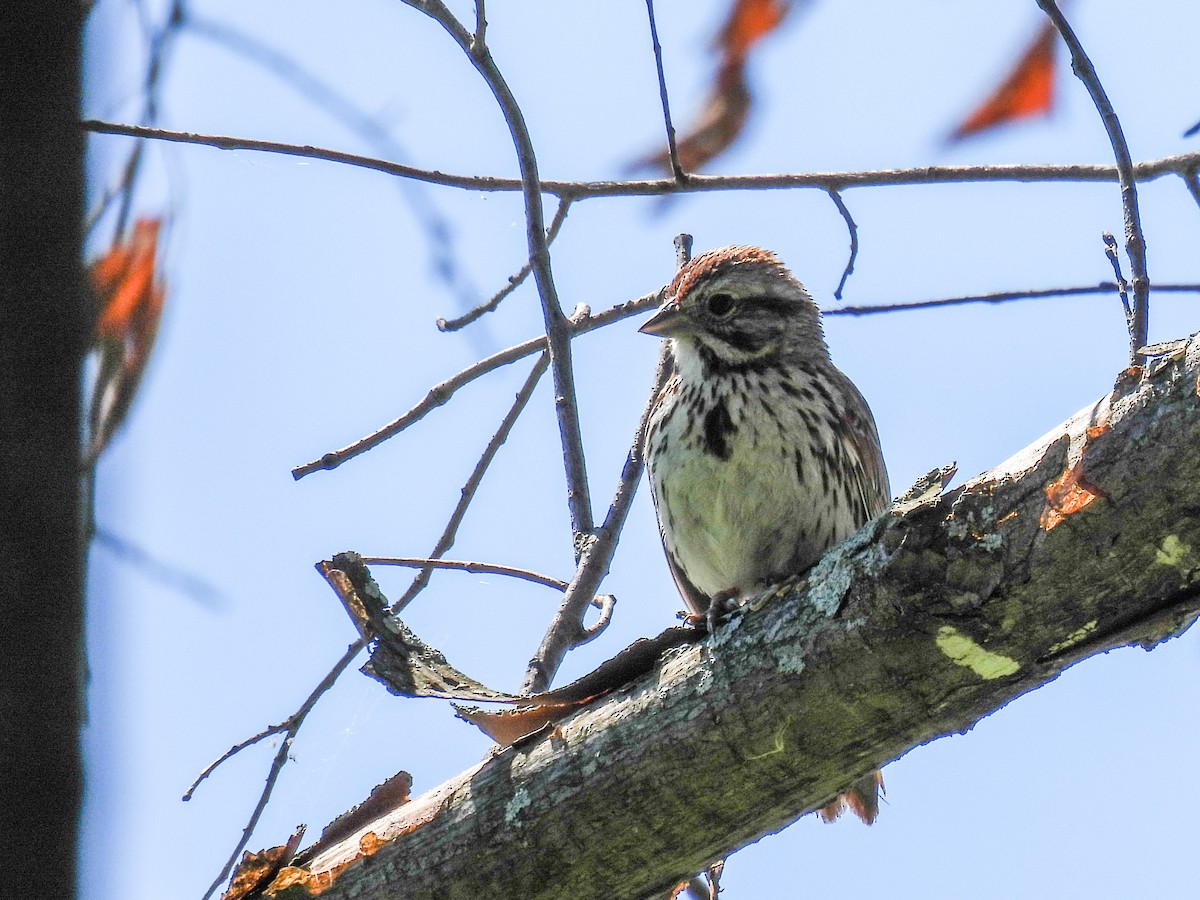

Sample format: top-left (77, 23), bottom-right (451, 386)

top-left (1102, 231), bottom-right (1132, 323)
top-left (291, 300), bottom-right (655, 480)
top-left (1037, 0), bottom-right (1149, 361)
top-left (522, 346), bottom-right (673, 692)
top-left (520, 235), bottom-right (688, 693)
top-left (198, 352), bottom-right (550, 896)
top-left (198, 641), bottom-right (363, 900)
top-left (402, 0), bottom-right (595, 553)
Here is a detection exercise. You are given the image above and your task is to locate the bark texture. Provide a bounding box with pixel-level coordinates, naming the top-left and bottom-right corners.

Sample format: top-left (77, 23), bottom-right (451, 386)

top-left (286, 335), bottom-right (1200, 900)
top-left (0, 6), bottom-right (86, 900)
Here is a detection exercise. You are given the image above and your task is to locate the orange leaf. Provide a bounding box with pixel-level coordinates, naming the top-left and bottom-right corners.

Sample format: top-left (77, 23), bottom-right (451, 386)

top-left (93, 218), bottom-right (163, 340)
top-left (716, 0), bottom-right (789, 60)
top-left (949, 21), bottom-right (1057, 141)
top-left (86, 217), bottom-right (166, 461)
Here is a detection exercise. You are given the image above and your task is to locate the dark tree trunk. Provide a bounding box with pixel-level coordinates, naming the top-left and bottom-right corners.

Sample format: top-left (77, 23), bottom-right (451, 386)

top-left (0, 6), bottom-right (87, 899)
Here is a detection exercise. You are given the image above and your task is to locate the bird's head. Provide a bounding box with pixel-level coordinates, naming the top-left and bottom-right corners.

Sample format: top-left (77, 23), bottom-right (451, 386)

top-left (639, 245), bottom-right (827, 373)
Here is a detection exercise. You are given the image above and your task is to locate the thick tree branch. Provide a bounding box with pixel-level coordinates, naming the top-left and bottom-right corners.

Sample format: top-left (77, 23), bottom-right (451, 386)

top-left (272, 335), bottom-right (1200, 899)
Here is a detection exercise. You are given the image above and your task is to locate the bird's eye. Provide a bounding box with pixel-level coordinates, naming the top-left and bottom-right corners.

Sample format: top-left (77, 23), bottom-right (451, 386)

top-left (705, 293), bottom-right (736, 318)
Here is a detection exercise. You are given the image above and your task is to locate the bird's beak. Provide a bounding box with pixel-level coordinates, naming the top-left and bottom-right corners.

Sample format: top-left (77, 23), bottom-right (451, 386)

top-left (639, 301), bottom-right (689, 337)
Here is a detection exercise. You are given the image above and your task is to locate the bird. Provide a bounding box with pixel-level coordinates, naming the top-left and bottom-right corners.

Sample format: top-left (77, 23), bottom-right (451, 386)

top-left (640, 244), bottom-right (889, 825)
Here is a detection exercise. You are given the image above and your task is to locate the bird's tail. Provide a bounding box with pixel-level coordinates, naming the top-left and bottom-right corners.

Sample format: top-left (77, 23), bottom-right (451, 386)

top-left (817, 770), bottom-right (884, 825)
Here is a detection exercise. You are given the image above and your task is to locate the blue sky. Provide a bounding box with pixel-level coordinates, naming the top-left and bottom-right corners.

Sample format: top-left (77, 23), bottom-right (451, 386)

top-left (83, 2), bottom-right (1200, 897)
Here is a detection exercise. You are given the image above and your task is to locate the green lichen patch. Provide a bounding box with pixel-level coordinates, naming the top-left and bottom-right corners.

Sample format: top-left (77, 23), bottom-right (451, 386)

top-left (1047, 619), bottom-right (1098, 655)
top-left (1154, 534), bottom-right (1193, 570)
top-left (935, 626), bottom-right (1020, 679)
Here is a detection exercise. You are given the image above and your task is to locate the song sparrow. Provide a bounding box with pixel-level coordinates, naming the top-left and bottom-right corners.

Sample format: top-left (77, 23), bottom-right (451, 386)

top-left (641, 245), bottom-right (889, 824)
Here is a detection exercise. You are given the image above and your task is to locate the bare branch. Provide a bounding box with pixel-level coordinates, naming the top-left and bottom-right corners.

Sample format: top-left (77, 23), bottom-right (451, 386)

top-left (292, 300), bottom-right (649, 481)
top-left (391, 351), bottom-right (550, 613)
top-left (645, 0), bottom-right (686, 181)
top-left (824, 282), bottom-right (1200, 318)
top-left (438, 198), bottom-right (572, 333)
top-left (200, 353), bottom-right (551, 896)
top-left (1102, 231), bottom-right (1132, 323)
top-left (521, 296), bottom-right (675, 692)
top-left (294, 275), bottom-right (1200, 482)
top-left (184, 722), bottom-right (284, 802)
top-left (81, 121), bottom-right (1200, 200)
top-left (825, 189), bottom-right (859, 300)
top-left (1037, 0), bottom-right (1149, 362)
top-left (1179, 168), bottom-right (1200, 214)
top-left (199, 641), bottom-right (364, 900)
top-left (403, 1), bottom-right (594, 556)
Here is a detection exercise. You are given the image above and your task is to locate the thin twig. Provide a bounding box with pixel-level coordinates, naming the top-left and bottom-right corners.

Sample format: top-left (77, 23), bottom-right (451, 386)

top-left (520, 241), bottom-right (685, 693)
top-left (438, 198), bottom-right (572, 332)
top-left (1037, 0), bottom-right (1149, 362)
top-left (473, 0), bottom-right (486, 46)
top-left (199, 353), bottom-right (551, 896)
top-left (1179, 168), bottom-right (1200, 215)
top-left (184, 722), bottom-right (283, 801)
top-left (645, 0), bottom-right (685, 181)
top-left (81, 121), bottom-right (1200, 200)
top-left (825, 189), bottom-right (859, 300)
top-left (674, 232), bottom-right (693, 270)
top-left (402, 0), bottom-right (595, 555)
top-left (199, 641), bottom-right (364, 900)
top-left (824, 282), bottom-right (1200, 317)
top-left (391, 351), bottom-right (551, 612)
top-left (291, 305), bottom-right (604, 480)
top-left (359, 556), bottom-right (569, 593)
top-left (1102, 231), bottom-right (1132, 322)
top-left (293, 270), bottom-right (1200, 481)
top-left (522, 347), bottom-right (673, 691)
top-left (93, 528), bottom-right (220, 606)
top-left (576, 593), bottom-right (617, 645)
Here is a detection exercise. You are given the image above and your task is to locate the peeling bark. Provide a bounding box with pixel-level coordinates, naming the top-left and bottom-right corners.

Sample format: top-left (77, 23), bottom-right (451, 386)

top-left (282, 335), bottom-right (1200, 900)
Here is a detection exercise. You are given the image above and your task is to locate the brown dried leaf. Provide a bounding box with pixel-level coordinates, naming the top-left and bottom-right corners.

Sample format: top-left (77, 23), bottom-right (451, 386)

top-left (454, 699), bottom-right (590, 747)
top-left (221, 827), bottom-right (305, 900)
top-left (318, 771), bottom-right (412, 847)
top-left (641, 56), bottom-right (751, 174)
